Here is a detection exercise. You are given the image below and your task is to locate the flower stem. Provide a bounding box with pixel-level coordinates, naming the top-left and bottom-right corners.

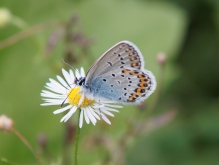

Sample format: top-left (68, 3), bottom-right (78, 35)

top-left (74, 109), bottom-right (81, 165)
top-left (10, 128), bottom-right (45, 165)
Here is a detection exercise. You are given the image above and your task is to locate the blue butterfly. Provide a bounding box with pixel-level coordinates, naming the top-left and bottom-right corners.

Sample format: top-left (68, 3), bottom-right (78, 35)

top-left (75, 41), bottom-right (156, 104)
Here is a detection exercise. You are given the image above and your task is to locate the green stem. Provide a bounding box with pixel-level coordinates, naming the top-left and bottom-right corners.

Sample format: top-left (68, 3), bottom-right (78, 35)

top-left (74, 109), bottom-right (81, 165)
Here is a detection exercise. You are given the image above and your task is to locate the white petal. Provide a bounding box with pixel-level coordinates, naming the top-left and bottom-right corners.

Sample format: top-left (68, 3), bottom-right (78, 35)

top-left (64, 107), bottom-right (77, 122)
top-left (92, 103), bottom-right (105, 109)
top-left (69, 84), bottom-right (76, 88)
top-left (60, 106), bottom-right (77, 122)
top-left (84, 109), bottom-right (90, 124)
top-left (102, 106), bottom-right (119, 112)
top-left (100, 108), bottom-right (114, 117)
top-left (86, 108), bottom-right (96, 125)
top-left (80, 67), bottom-right (85, 77)
top-left (78, 93), bottom-right (84, 106)
top-left (60, 114), bottom-right (69, 122)
top-left (46, 80), bottom-right (67, 93)
top-left (79, 110), bottom-right (84, 128)
top-left (41, 102), bottom-right (64, 106)
top-left (41, 94), bottom-right (66, 101)
top-left (53, 104), bottom-right (72, 114)
top-left (104, 104), bottom-right (123, 108)
top-left (75, 69), bottom-right (81, 79)
top-left (62, 68), bottom-right (73, 85)
top-left (42, 98), bottom-right (63, 103)
top-left (89, 107), bottom-right (100, 120)
top-left (69, 70), bottom-right (75, 83)
top-left (49, 78), bottom-right (67, 91)
top-left (57, 75), bottom-right (69, 89)
top-left (41, 90), bottom-right (65, 99)
top-left (100, 113), bottom-right (111, 125)
top-left (45, 85), bottom-right (66, 94)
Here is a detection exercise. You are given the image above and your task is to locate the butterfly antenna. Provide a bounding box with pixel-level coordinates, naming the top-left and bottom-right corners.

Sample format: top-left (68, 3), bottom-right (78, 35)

top-left (61, 97), bottom-right (68, 107)
top-left (62, 58), bottom-right (81, 77)
top-left (60, 85), bottom-right (79, 107)
top-left (61, 88), bottom-right (73, 107)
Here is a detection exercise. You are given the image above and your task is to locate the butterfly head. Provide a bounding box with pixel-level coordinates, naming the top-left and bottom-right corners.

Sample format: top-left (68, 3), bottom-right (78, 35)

top-left (75, 77), bottom-right (86, 86)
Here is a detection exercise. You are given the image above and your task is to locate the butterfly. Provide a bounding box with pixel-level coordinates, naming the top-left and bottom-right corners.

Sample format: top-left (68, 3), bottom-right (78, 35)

top-left (75, 41), bottom-right (156, 104)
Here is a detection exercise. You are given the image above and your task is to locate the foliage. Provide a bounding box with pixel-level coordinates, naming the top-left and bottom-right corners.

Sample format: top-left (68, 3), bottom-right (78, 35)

top-left (0, 0), bottom-right (218, 165)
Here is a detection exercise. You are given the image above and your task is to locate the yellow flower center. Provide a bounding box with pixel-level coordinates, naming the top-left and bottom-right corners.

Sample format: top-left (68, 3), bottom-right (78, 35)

top-left (68, 87), bottom-right (95, 107)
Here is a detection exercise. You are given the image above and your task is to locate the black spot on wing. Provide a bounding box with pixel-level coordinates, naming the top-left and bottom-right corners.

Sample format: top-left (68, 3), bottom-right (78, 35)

top-left (107, 62), bottom-right (112, 66)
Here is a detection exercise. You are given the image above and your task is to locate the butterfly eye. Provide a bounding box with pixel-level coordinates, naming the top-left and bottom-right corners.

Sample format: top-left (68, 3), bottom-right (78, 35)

top-left (77, 77), bottom-right (85, 86)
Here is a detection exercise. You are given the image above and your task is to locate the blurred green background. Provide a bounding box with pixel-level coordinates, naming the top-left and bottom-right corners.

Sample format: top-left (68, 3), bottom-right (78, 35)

top-left (0, 0), bottom-right (219, 165)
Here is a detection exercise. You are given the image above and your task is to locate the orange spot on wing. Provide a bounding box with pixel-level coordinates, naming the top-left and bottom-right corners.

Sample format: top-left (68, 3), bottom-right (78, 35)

top-left (122, 69), bottom-right (130, 73)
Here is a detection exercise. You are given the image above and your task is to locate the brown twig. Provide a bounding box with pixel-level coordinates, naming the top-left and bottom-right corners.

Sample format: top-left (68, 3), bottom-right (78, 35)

top-left (0, 20), bottom-right (63, 50)
top-left (10, 128), bottom-right (45, 165)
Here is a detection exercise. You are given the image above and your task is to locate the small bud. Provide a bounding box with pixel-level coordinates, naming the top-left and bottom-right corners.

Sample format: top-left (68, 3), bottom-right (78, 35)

top-left (38, 134), bottom-right (47, 149)
top-left (45, 29), bottom-right (63, 54)
top-left (152, 109), bottom-right (177, 127)
top-left (0, 115), bottom-right (14, 133)
top-left (71, 13), bottom-right (79, 24)
top-left (72, 33), bottom-right (92, 47)
top-left (0, 8), bottom-right (12, 28)
top-left (156, 52), bottom-right (167, 65)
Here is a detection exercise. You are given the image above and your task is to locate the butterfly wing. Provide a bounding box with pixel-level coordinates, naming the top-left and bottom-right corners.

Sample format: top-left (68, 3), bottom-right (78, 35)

top-left (86, 41), bottom-right (144, 80)
top-left (84, 41), bottom-right (156, 104)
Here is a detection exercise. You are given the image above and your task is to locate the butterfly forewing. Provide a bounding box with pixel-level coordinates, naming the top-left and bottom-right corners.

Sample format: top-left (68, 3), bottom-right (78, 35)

top-left (86, 41), bottom-right (144, 80)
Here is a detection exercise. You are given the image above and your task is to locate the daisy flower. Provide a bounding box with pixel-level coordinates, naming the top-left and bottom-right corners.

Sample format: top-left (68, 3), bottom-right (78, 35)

top-left (41, 68), bottom-right (122, 128)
